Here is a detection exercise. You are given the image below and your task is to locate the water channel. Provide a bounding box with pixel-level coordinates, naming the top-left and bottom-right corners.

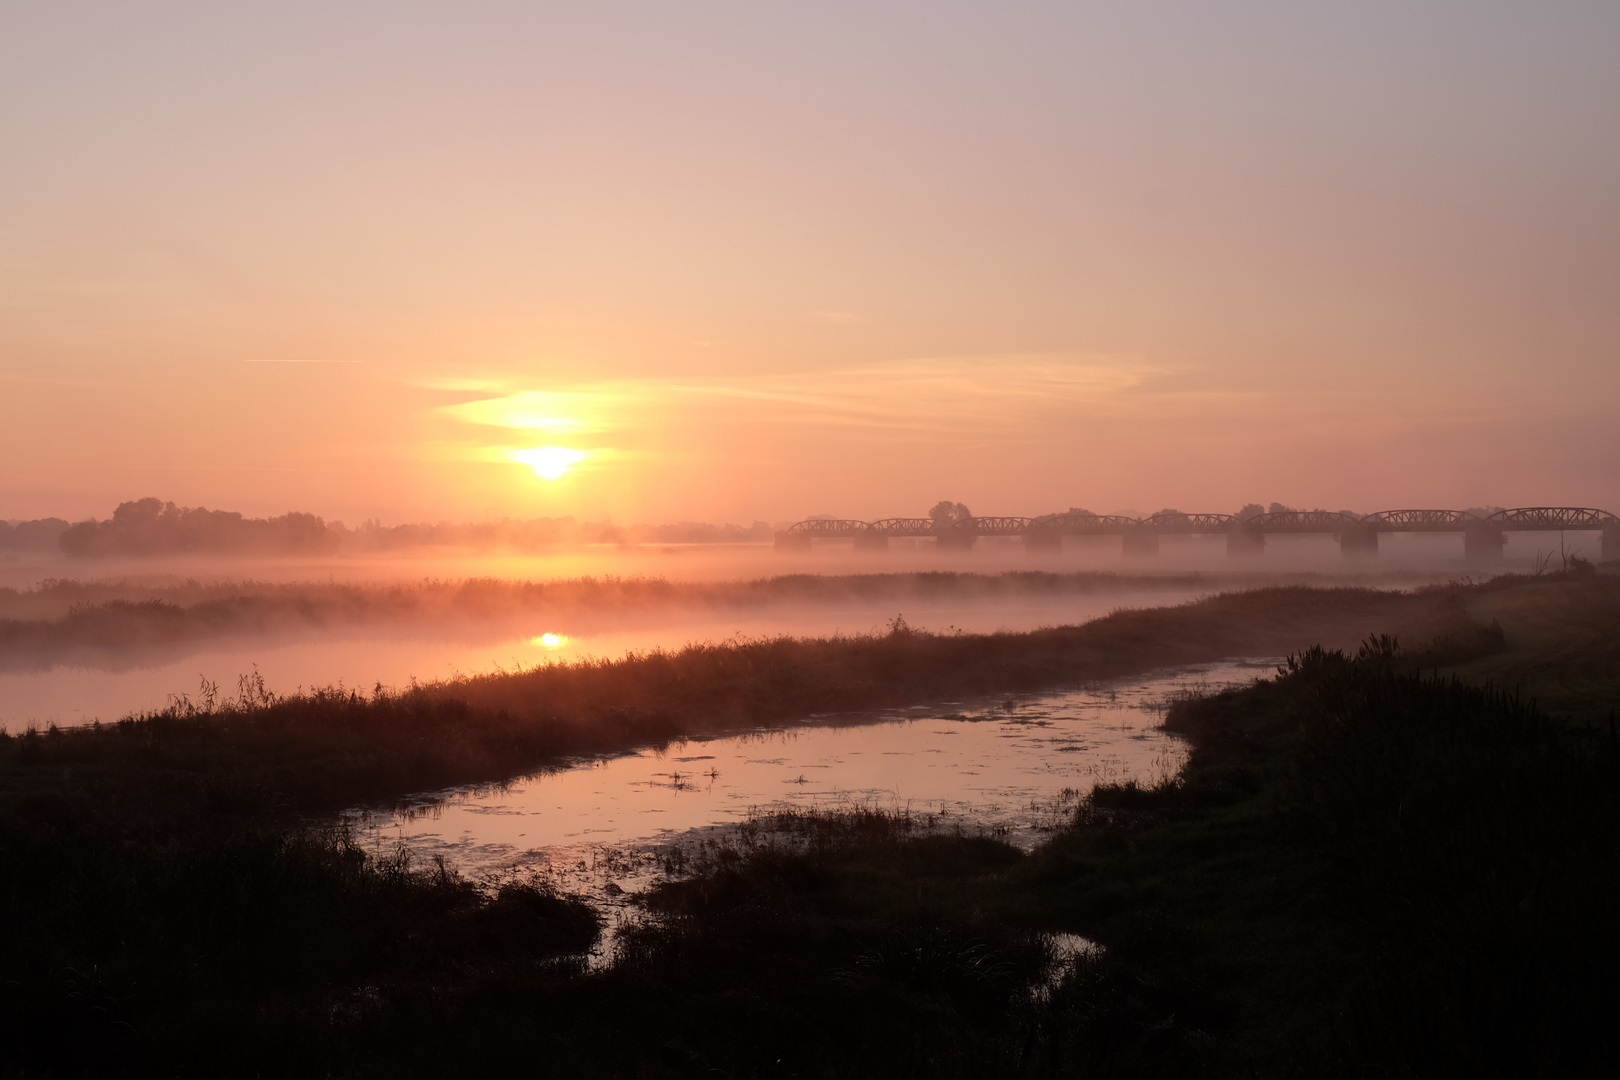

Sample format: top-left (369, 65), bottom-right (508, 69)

top-left (352, 659), bottom-right (1274, 955)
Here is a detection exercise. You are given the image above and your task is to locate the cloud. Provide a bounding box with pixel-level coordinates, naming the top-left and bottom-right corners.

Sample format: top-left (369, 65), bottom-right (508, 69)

top-left (430, 354), bottom-right (1164, 449)
top-left (437, 389), bottom-right (619, 435)
top-left (433, 352), bottom-right (1558, 475)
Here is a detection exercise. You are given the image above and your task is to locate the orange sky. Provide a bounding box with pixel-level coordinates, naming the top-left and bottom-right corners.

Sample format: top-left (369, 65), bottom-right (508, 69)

top-left (3, 2), bottom-right (1618, 524)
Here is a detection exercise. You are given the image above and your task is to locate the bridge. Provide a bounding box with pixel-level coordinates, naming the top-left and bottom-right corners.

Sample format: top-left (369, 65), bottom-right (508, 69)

top-left (775, 507), bottom-right (1620, 561)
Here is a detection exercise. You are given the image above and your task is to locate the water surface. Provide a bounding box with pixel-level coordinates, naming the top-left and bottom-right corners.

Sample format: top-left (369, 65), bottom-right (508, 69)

top-left (356, 660), bottom-right (1272, 895)
top-left (0, 591), bottom-right (1208, 728)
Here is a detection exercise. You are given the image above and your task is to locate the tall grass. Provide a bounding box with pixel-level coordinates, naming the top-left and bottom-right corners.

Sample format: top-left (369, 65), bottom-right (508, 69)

top-left (1042, 637), bottom-right (1620, 1074)
top-left (1279, 643), bottom-right (1619, 1074)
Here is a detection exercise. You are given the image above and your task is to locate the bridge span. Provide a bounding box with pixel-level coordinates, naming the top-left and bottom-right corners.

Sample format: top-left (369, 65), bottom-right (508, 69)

top-left (775, 507), bottom-right (1620, 561)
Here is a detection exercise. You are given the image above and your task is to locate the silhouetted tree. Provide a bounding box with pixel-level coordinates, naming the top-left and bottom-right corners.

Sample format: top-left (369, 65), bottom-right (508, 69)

top-left (928, 500), bottom-right (973, 525)
top-left (0, 518), bottom-right (69, 552)
top-left (59, 499), bottom-right (341, 557)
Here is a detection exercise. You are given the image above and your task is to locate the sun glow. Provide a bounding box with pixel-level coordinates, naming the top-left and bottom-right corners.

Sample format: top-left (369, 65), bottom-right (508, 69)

top-left (514, 446), bottom-right (587, 480)
top-left (531, 632), bottom-right (569, 649)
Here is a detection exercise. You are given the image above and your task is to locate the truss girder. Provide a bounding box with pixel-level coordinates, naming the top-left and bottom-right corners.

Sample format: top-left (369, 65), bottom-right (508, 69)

top-left (1031, 513), bottom-right (1144, 535)
top-left (782, 519), bottom-right (877, 536)
top-left (1361, 509), bottom-right (1481, 529)
top-left (1486, 507), bottom-right (1620, 529)
top-left (867, 518), bottom-right (941, 537)
top-left (971, 516), bottom-right (1035, 535)
top-left (1235, 511), bottom-right (1364, 534)
top-left (1148, 512), bottom-right (1237, 532)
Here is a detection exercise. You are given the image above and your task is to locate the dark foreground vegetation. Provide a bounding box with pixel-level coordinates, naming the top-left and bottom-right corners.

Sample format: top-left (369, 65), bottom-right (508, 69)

top-left (1, 574), bottom-right (1616, 1075)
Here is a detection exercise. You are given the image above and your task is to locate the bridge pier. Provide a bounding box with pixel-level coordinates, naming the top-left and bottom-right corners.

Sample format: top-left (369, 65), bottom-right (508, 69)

top-left (936, 531), bottom-right (977, 551)
top-left (1226, 528), bottom-right (1265, 558)
top-left (1464, 526), bottom-right (1505, 562)
top-left (1604, 526), bottom-right (1620, 564)
top-left (1026, 528), bottom-right (1062, 553)
top-left (773, 532), bottom-right (812, 551)
top-left (853, 532), bottom-right (888, 551)
top-left (1339, 527), bottom-right (1379, 559)
top-left (1122, 529), bottom-right (1159, 557)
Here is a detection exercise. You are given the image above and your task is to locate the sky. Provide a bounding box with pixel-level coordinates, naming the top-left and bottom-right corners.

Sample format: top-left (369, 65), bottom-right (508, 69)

top-left (2, 1), bottom-right (1618, 525)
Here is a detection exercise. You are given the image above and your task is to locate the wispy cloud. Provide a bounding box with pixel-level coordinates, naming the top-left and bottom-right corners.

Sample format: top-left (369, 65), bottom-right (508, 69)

top-left (434, 354), bottom-right (1176, 448)
top-left (436, 389), bottom-right (629, 436)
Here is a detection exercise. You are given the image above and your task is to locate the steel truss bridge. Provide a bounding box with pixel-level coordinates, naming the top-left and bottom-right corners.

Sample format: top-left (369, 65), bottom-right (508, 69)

top-left (775, 507), bottom-right (1620, 560)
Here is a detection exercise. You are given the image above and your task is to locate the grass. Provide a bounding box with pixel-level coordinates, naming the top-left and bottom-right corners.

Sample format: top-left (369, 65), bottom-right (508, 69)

top-left (1446, 566), bottom-right (1620, 719)
top-left (0, 573), bottom-right (1615, 1075)
top-left (1012, 636), bottom-right (1620, 1075)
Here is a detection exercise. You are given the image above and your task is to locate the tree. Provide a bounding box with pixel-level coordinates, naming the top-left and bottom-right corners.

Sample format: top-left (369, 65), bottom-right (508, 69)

top-left (928, 500), bottom-right (973, 525)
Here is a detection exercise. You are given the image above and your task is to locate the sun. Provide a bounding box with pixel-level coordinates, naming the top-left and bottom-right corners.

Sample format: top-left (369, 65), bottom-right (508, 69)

top-left (514, 446), bottom-right (587, 480)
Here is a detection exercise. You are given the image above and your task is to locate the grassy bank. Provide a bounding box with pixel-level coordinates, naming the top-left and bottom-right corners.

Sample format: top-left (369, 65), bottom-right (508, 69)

top-left (1, 574), bottom-right (1615, 1075)
top-left (1, 585), bottom-right (1451, 824)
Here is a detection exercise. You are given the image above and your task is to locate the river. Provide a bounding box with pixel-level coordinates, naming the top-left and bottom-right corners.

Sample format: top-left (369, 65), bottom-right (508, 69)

top-left (0, 589), bottom-right (1212, 729)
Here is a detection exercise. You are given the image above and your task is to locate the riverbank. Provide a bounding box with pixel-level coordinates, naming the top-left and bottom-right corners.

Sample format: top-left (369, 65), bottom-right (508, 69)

top-left (0, 584), bottom-right (1448, 824)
